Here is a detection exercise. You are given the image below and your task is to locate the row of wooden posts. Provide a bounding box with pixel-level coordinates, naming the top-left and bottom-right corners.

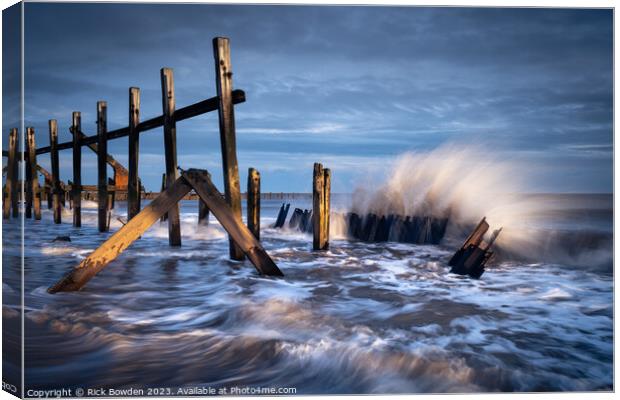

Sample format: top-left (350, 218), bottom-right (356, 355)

top-left (2, 37), bottom-right (333, 293)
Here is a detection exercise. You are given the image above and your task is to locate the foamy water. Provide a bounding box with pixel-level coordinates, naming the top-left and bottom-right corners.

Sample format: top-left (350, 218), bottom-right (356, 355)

top-left (2, 197), bottom-right (613, 393)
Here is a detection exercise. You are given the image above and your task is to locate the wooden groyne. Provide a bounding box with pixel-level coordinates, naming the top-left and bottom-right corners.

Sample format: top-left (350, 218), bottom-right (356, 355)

top-left (1, 37), bottom-right (292, 292)
top-left (2, 35), bottom-right (503, 284)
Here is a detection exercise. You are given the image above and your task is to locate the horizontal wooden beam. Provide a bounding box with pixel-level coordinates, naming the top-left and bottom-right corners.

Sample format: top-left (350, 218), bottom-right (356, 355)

top-left (31, 89), bottom-right (246, 155)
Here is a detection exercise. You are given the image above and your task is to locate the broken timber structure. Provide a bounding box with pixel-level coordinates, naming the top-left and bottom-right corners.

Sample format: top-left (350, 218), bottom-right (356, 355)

top-left (0, 37), bottom-right (284, 293)
top-left (48, 169), bottom-right (282, 293)
top-left (448, 217), bottom-right (502, 278)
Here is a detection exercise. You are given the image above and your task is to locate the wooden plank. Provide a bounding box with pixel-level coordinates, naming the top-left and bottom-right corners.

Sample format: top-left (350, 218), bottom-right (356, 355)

top-left (312, 162), bottom-right (325, 250)
top-left (160, 68), bottom-right (181, 246)
top-left (97, 101), bottom-right (109, 232)
top-left (213, 37), bottom-right (244, 260)
top-left (72, 112), bottom-right (82, 227)
top-left (127, 87), bottom-right (141, 220)
top-left (3, 128), bottom-right (17, 219)
top-left (322, 168), bottom-right (331, 249)
top-left (182, 169), bottom-right (283, 276)
top-left (247, 168), bottom-right (260, 240)
top-left (48, 176), bottom-right (193, 293)
top-left (34, 90), bottom-right (246, 156)
top-left (27, 127), bottom-right (41, 220)
top-left (198, 171), bottom-right (211, 226)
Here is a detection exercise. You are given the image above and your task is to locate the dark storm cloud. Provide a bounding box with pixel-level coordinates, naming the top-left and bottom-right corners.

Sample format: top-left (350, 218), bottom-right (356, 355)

top-left (9, 3), bottom-right (612, 192)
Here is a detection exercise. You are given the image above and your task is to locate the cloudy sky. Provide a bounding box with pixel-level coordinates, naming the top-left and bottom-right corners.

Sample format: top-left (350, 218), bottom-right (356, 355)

top-left (3, 3), bottom-right (613, 193)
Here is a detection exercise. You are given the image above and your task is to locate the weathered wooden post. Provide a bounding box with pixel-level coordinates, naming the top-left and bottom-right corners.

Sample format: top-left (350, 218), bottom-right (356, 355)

top-left (247, 167), bottom-right (260, 240)
top-left (160, 172), bottom-right (168, 222)
top-left (97, 101), bottom-right (109, 232)
top-left (198, 171), bottom-right (211, 226)
top-left (323, 168), bottom-right (331, 248)
top-left (213, 37), bottom-right (244, 260)
top-left (72, 112), bottom-right (82, 227)
top-left (127, 87), bottom-right (141, 220)
top-left (160, 68), bottom-right (182, 246)
top-left (49, 121), bottom-right (62, 224)
top-left (312, 163), bottom-right (330, 250)
top-left (27, 127), bottom-right (41, 220)
top-left (3, 128), bottom-right (17, 219)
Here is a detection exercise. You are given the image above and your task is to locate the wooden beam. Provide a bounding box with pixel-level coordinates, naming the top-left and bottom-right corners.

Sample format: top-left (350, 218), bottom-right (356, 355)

top-left (97, 101), bottom-right (109, 232)
top-left (182, 169), bottom-right (282, 276)
top-left (213, 37), bottom-right (244, 260)
top-left (47, 175), bottom-right (194, 293)
top-left (127, 87), bottom-right (141, 220)
top-left (27, 127), bottom-right (41, 220)
top-left (161, 68), bottom-right (182, 246)
top-left (247, 167), bottom-right (260, 240)
top-left (72, 112), bottom-right (82, 227)
top-left (34, 90), bottom-right (246, 156)
top-left (3, 128), bottom-right (17, 219)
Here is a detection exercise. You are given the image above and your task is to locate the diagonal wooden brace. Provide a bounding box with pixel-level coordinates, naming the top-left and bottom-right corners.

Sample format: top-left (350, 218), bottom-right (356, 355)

top-left (182, 169), bottom-right (283, 277)
top-left (48, 169), bottom-right (282, 293)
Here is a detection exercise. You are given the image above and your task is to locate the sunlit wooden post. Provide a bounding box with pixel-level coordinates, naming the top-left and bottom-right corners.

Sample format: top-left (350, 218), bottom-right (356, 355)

top-left (97, 101), bottom-right (109, 232)
top-left (160, 68), bottom-right (181, 246)
top-left (27, 127), bottom-right (41, 220)
top-left (72, 112), bottom-right (82, 227)
top-left (213, 37), bottom-right (244, 260)
top-left (322, 168), bottom-right (331, 248)
top-left (127, 87), bottom-right (141, 220)
top-left (247, 168), bottom-right (260, 240)
top-left (312, 163), bottom-right (330, 250)
top-left (3, 129), bottom-right (17, 219)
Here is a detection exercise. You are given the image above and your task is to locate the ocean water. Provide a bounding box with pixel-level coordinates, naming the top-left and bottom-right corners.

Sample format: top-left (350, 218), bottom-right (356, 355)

top-left (2, 194), bottom-right (613, 394)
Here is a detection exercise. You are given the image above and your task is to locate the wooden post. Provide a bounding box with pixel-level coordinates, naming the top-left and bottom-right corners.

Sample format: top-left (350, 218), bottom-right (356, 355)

top-left (213, 37), bottom-right (244, 260)
top-left (312, 163), bottom-right (325, 250)
top-left (97, 101), bottom-right (108, 232)
top-left (3, 128), bottom-right (17, 219)
top-left (72, 112), bottom-right (82, 227)
top-left (323, 168), bottom-right (331, 248)
top-left (49, 121), bottom-right (62, 224)
top-left (27, 127), bottom-right (41, 220)
top-left (198, 172), bottom-right (211, 226)
top-left (127, 87), bottom-right (141, 220)
top-left (247, 168), bottom-right (260, 240)
top-left (160, 68), bottom-right (181, 246)
top-left (160, 172), bottom-right (168, 222)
